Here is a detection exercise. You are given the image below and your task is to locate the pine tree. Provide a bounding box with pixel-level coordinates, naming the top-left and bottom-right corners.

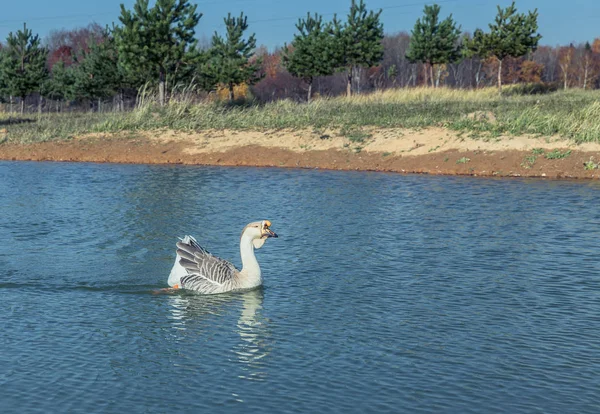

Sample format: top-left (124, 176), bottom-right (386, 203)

top-left (469, 2), bottom-right (541, 90)
top-left (0, 23), bottom-right (48, 114)
top-left (41, 60), bottom-right (75, 109)
top-left (209, 12), bottom-right (262, 101)
top-left (332, 0), bottom-right (384, 97)
top-left (114, 0), bottom-right (201, 105)
top-left (405, 4), bottom-right (461, 88)
top-left (0, 50), bottom-right (7, 101)
top-left (282, 13), bottom-right (337, 102)
top-left (72, 31), bottom-right (122, 111)
top-left (462, 30), bottom-right (490, 88)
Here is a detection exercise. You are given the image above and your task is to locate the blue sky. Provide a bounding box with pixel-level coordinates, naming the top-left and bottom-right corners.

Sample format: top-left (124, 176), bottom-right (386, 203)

top-left (0, 0), bottom-right (598, 49)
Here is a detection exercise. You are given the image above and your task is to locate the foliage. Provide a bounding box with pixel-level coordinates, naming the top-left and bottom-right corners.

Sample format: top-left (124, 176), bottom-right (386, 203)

top-left (114, 0), bottom-right (202, 105)
top-left (406, 4), bottom-right (462, 87)
top-left (518, 60), bottom-right (544, 83)
top-left (1, 2), bottom-right (600, 109)
top-left (42, 60), bottom-right (75, 102)
top-left (521, 154), bottom-right (537, 169)
top-left (208, 12), bottom-right (262, 101)
top-left (468, 2), bottom-right (541, 90)
top-left (282, 13), bottom-right (337, 102)
top-left (544, 149), bottom-right (571, 159)
top-left (583, 159), bottom-right (598, 170)
top-left (71, 32), bottom-right (122, 105)
top-left (0, 23), bottom-right (48, 113)
top-left (332, 0), bottom-right (384, 96)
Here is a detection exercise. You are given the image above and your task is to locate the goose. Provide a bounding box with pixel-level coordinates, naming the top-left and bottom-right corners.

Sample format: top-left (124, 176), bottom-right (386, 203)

top-left (168, 220), bottom-right (278, 294)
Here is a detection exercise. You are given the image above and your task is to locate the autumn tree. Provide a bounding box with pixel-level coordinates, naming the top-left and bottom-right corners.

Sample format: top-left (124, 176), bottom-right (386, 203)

top-left (519, 60), bottom-right (543, 83)
top-left (469, 2), bottom-right (541, 90)
top-left (209, 12), bottom-right (262, 101)
top-left (406, 4), bottom-right (461, 88)
top-left (45, 23), bottom-right (105, 69)
top-left (0, 23), bottom-right (48, 113)
top-left (282, 13), bottom-right (337, 102)
top-left (332, 0), bottom-right (384, 96)
top-left (114, 0), bottom-right (202, 106)
top-left (581, 42), bottom-right (594, 89)
top-left (558, 44), bottom-right (575, 90)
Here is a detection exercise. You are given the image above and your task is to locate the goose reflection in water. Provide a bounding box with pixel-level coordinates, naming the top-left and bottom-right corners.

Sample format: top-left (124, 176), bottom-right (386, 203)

top-left (165, 288), bottom-right (271, 381)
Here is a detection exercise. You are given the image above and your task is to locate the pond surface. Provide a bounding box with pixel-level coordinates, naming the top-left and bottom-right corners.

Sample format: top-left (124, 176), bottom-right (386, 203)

top-left (1, 161), bottom-right (600, 413)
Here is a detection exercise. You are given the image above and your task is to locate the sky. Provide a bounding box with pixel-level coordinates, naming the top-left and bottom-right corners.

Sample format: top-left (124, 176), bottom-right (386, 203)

top-left (0, 0), bottom-right (598, 50)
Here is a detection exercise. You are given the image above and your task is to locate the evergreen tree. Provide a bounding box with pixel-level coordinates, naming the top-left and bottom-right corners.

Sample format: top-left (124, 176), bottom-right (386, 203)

top-left (469, 2), bottom-right (541, 90)
top-left (0, 23), bottom-right (48, 114)
top-left (42, 60), bottom-right (75, 108)
top-left (332, 0), bottom-right (384, 97)
top-left (462, 30), bottom-right (490, 88)
top-left (209, 12), bottom-right (262, 101)
top-left (282, 13), bottom-right (337, 102)
top-left (0, 50), bottom-right (7, 101)
top-left (72, 32), bottom-right (121, 110)
top-left (114, 0), bottom-right (202, 105)
top-left (405, 4), bottom-right (461, 88)
top-left (191, 49), bottom-right (219, 93)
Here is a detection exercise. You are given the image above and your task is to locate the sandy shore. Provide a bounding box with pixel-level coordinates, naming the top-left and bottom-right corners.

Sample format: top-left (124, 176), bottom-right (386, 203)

top-left (2, 127), bottom-right (600, 179)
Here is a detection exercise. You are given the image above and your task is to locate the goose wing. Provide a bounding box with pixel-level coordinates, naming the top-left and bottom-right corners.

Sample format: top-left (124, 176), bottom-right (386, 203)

top-left (176, 237), bottom-right (238, 292)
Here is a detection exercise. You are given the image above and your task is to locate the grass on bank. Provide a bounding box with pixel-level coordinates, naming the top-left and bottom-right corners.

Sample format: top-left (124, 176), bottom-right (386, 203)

top-left (1, 86), bottom-right (600, 144)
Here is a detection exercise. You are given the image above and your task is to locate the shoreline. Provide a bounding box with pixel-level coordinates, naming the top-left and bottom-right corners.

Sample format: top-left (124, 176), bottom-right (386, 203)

top-left (2, 128), bottom-right (600, 179)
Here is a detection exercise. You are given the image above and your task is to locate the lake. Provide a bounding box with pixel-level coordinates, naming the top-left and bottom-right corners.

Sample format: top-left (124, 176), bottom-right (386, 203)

top-left (1, 161), bottom-right (599, 413)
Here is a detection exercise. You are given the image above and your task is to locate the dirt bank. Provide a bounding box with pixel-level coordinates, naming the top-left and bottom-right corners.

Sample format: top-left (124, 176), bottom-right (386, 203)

top-left (2, 128), bottom-right (600, 179)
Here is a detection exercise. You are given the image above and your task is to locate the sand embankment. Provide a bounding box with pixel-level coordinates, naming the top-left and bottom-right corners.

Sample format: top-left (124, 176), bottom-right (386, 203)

top-left (2, 128), bottom-right (600, 178)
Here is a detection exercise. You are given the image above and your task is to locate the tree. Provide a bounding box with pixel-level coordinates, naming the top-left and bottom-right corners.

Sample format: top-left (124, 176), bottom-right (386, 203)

top-left (282, 13), bottom-right (337, 102)
top-left (209, 12), bottom-right (262, 101)
top-left (0, 23), bottom-right (48, 114)
top-left (114, 0), bottom-right (201, 106)
top-left (333, 0), bottom-right (384, 97)
top-left (463, 30), bottom-right (491, 88)
top-left (72, 32), bottom-right (122, 111)
top-left (469, 2), bottom-right (541, 90)
top-left (405, 4), bottom-right (461, 88)
top-left (558, 44), bottom-right (575, 90)
top-left (46, 23), bottom-right (105, 69)
top-left (582, 42), bottom-right (592, 90)
top-left (519, 60), bottom-right (544, 83)
top-left (41, 60), bottom-right (75, 110)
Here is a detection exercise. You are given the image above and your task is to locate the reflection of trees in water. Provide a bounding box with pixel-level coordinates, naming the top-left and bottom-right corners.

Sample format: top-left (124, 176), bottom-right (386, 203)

top-left (166, 288), bottom-right (270, 381)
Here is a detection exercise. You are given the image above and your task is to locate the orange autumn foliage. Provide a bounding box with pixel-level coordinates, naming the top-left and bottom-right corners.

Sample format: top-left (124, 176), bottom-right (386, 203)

top-left (519, 60), bottom-right (544, 83)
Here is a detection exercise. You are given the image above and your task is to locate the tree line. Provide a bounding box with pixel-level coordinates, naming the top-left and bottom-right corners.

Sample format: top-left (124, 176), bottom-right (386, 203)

top-left (0, 0), bottom-right (597, 113)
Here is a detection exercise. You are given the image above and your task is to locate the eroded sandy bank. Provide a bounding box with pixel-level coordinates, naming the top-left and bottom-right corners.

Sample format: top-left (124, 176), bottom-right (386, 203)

top-left (2, 128), bottom-right (600, 179)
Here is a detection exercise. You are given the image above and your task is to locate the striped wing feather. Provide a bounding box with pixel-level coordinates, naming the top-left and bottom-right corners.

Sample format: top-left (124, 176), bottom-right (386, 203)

top-left (176, 238), bottom-right (238, 292)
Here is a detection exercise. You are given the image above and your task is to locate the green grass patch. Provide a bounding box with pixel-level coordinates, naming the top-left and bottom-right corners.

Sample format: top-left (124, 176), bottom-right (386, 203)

top-left (521, 155), bottom-right (537, 169)
top-left (340, 126), bottom-right (371, 143)
top-left (544, 149), bottom-right (572, 159)
top-left (583, 159), bottom-right (599, 170)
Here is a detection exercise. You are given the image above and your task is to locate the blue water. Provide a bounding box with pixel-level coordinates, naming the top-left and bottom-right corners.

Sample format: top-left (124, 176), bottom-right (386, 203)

top-left (1, 161), bottom-right (600, 413)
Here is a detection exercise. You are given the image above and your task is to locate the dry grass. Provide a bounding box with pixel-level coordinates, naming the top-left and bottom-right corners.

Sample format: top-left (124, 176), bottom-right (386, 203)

top-left (2, 86), bottom-right (600, 144)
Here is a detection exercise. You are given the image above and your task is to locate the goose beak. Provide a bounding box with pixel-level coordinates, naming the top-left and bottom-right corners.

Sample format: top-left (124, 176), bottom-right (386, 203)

top-left (265, 228), bottom-right (278, 238)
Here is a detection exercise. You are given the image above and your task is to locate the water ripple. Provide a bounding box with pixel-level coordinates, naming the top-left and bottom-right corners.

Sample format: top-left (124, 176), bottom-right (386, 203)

top-left (1, 162), bottom-right (600, 413)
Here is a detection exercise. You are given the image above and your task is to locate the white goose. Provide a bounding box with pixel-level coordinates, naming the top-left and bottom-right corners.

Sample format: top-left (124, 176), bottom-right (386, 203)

top-left (168, 220), bottom-right (278, 294)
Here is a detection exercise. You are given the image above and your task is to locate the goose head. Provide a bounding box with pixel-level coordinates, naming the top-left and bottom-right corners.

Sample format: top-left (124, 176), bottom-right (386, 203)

top-left (241, 220), bottom-right (278, 249)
